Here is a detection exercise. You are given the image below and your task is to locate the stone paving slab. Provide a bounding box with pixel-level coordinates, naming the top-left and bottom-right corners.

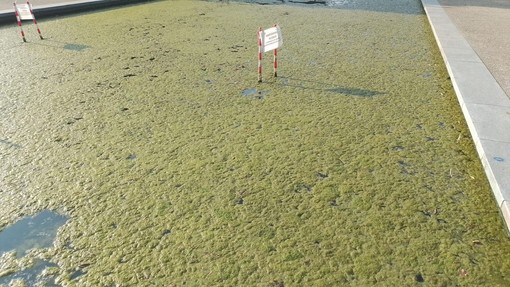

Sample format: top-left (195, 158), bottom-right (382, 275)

top-left (422, 0), bottom-right (510, 233)
top-left (449, 61), bottom-right (510, 107)
top-left (467, 104), bottom-right (510, 143)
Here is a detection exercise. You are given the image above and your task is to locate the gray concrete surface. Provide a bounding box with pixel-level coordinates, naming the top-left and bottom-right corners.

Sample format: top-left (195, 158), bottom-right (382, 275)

top-left (0, 0), bottom-right (154, 25)
top-left (422, 0), bottom-right (510, 233)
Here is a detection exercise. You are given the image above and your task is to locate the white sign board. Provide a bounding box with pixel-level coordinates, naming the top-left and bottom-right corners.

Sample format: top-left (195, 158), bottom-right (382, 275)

top-left (260, 26), bottom-right (282, 53)
top-left (16, 4), bottom-right (34, 20)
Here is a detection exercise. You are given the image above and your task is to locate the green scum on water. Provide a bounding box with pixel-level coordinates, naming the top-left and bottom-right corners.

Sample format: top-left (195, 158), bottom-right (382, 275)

top-left (1, 0), bottom-right (510, 286)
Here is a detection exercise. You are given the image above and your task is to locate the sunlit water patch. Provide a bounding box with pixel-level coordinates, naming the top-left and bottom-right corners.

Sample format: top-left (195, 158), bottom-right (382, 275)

top-left (0, 210), bottom-right (69, 257)
top-left (0, 259), bottom-right (60, 286)
top-left (326, 0), bottom-right (352, 5)
top-left (242, 88), bottom-right (269, 99)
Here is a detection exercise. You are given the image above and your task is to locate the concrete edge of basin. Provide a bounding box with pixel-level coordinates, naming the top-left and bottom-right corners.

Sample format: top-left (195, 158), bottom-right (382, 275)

top-left (421, 0), bottom-right (510, 234)
top-left (501, 201), bottom-right (510, 236)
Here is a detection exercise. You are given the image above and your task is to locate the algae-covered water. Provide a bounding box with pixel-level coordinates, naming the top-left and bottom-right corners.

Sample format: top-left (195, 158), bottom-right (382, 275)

top-left (1, 0), bottom-right (510, 286)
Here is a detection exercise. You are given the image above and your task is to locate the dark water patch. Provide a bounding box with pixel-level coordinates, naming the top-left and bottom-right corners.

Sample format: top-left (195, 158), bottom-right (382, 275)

top-left (421, 72), bottom-right (432, 78)
top-left (65, 116), bottom-right (83, 125)
top-left (392, 145), bottom-right (404, 151)
top-left (0, 139), bottom-right (22, 149)
top-left (0, 259), bottom-right (60, 286)
top-left (70, 269), bottom-right (87, 281)
top-left (420, 209), bottom-right (437, 218)
top-left (436, 218), bottom-right (447, 224)
top-left (0, 210), bottom-right (69, 257)
top-left (269, 279), bottom-right (285, 287)
top-left (218, 0), bottom-right (423, 14)
top-left (293, 183), bottom-right (312, 193)
top-left (289, 0), bottom-right (326, 5)
top-left (398, 160), bottom-right (410, 168)
top-left (63, 43), bottom-right (90, 52)
top-left (398, 160), bottom-right (415, 175)
top-left (242, 88), bottom-right (268, 99)
top-left (451, 192), bottom-right (466, 203)
top-left (415, 273), bottom-right (424, 283)
top-left (317, 172), bottom-right (328, 180)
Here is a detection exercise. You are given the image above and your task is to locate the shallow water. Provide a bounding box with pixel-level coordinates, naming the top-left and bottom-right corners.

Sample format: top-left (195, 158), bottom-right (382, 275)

top-left (0, 211), bottom-right (66, 286)
top-left (226, 0), bottom-right (423, 14)
top-left (0, 259), bottom-right (60, 286)
top-left (1, 0), bottom-right (510, 286)
top-left (0, 210), bottom-right (68, 257)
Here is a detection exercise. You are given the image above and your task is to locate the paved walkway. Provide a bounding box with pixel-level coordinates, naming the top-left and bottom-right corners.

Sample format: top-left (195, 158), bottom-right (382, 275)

top-left (439, 0), bottom-right (510, 99)
top-left (1, 0), bottom-right (509, 232)
top-left (422, 0), bottom-right (510, 233)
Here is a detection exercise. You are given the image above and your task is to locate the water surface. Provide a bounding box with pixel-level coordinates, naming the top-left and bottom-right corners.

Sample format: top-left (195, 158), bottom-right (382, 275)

top-left (0, 210), bottom-right (68, 257)
top-left (1, 0), bottom-right (509, 286)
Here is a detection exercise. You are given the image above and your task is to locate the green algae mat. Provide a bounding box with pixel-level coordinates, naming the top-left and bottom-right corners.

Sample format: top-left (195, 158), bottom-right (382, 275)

top-left (1, 0), bottom-right (510, 286)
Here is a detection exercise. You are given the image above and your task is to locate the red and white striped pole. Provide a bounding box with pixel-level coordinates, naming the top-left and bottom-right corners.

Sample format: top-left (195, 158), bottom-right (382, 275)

top-left (14, 2), bottom-right (26, 42)
top-left (27, 1), bottom-right (43, 40)
top-left (258, 27), bottom-right (262, 83)
top-left (273, 25), bottom-right (278, 78)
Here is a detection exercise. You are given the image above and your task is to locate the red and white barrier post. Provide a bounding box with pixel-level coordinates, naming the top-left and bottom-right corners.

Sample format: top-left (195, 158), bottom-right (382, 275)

top-left (258, 27), bottom-right (263, 83)
top-left (13, 3), bottom-right (26, 42)
top-left (27, 1), bottom-right (43, 40)
top-left (273, 39), bottom-right (277, 77)
top-left (257, 25), bottom-right (282, 83)
top-left (13, 1), bottom-right (43, 42)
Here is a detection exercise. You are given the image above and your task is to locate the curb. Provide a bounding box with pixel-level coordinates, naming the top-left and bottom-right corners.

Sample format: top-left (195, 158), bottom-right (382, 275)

top-left (0, 0), bottom-right (156, 26)
top-left (421, 0), bottom-right (510, 234)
